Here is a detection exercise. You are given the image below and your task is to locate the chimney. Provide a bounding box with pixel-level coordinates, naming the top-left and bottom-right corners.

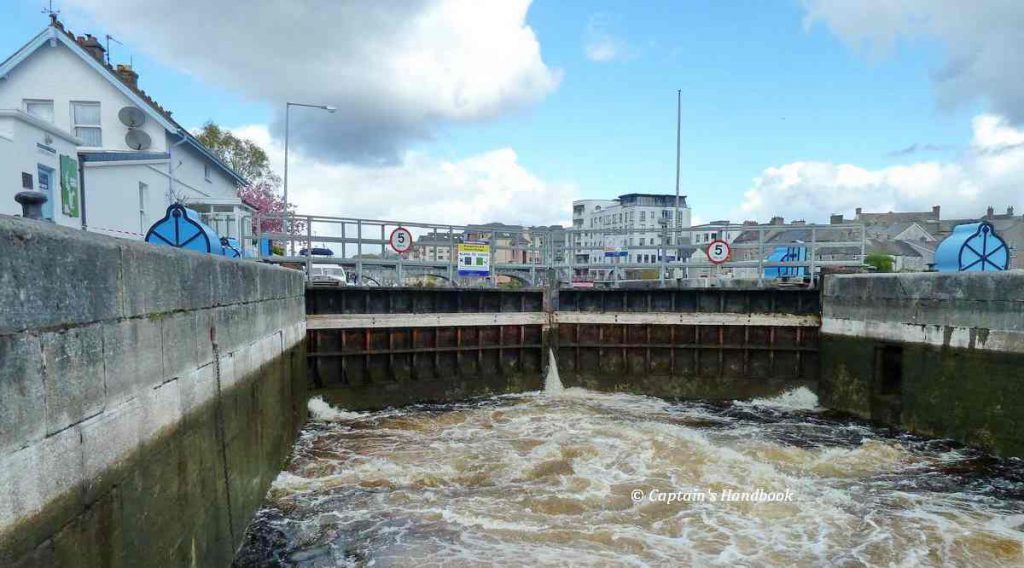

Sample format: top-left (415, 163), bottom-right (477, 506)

top-left (855, 207), bottom-right (862, 217)
top-left (986, 206), bottom-right (994, 218)
top-left (931, 205), bottom-right (940, 219)
top-left (77, 34), bottom-right (105, 62)
top-left (116, 64), bottom-right (139, 89)
top-left (1007, 206), bottom-right (1014, 216)
top-left (769, 216), bottom-right (784, 225)
top-left (830, 214), bottom-right (843, 225)
top-left (791, 219), bottom-right (806, 225)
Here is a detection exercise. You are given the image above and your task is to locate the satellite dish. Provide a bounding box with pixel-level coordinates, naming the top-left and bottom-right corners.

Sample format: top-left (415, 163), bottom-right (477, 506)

top-left (118, 106), bottom-right (146, 127)
top-left (125, 129), bottom-right (152, 150)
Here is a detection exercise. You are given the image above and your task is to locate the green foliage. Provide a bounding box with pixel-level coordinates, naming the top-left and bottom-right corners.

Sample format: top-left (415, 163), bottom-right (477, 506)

top-left (865, 253), bottom-right (894, 273)
top-left (196, 121), bottom-right (274, 182)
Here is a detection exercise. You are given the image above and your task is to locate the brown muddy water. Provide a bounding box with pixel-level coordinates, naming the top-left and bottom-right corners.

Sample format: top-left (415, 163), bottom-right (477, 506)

top-left (235, 386), bottom-right (1024, 567)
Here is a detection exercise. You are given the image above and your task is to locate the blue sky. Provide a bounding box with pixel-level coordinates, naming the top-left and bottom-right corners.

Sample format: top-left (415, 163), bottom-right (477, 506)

top-left (2, 0), bottom-right (1018, 224)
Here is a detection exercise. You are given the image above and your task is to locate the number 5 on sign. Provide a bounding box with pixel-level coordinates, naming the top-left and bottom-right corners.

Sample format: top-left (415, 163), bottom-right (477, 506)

top-left (706, 239), bottom-right (731, 264)
top-left (389, 227), bottom-right (413, 254)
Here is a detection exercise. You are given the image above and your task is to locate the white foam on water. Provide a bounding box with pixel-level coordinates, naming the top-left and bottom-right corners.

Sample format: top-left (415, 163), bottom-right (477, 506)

top-left (248, 387), bottom-right (1024, 567)
top-left (738, 386), bottom-right (820, 411)
top-left (307, 396), bottom-right (368, 421)
top-left (543, 349), bottom-right (564, 394)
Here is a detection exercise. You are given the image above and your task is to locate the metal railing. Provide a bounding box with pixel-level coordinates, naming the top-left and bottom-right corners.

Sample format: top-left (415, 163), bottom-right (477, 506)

top-left (199, 211), bottom-right (254, 254)
top-left (248, 212), bottom-right (867, 288)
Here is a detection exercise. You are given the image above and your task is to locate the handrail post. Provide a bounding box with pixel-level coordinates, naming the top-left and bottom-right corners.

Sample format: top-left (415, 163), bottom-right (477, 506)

top-left (810, 227), bottom-right (817, 280)
top-left (448, 225), bottom-right (455, 288)
top-left (254, 212), bottom-right (262, 260)
top-left (305, 216), bottom-right (312, 282)
top-left (489, 230), bottom-right (496, 288)
top-left (757, 227), bottom-right (765, 285)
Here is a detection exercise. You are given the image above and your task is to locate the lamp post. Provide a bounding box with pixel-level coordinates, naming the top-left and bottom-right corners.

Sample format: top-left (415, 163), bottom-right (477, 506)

top-left (283, 102), bottom-right (336, 253)
top-left (674, 89), bottom-right (683, 277)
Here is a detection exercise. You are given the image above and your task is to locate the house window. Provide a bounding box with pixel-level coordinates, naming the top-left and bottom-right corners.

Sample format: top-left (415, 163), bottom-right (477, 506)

top-left (204, 163), bottom-right (212, 182)
top-left (24, 99), bottom-right (54, 123)
top-left (71, 101), bottom-right (102, 146)
top-left (138, 182), bottom-right (148, 233)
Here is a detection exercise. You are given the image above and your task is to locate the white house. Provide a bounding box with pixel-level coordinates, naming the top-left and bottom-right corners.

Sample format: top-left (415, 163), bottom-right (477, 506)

top-left (0, 109), bottom-right (82, 227)
top-left (0, 18), bottom-right (252, 245)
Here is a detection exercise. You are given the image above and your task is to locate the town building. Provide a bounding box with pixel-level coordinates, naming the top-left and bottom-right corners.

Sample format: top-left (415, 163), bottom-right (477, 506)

top-left (0, 18), bottom-right (251, 245)
top-left (570, 193), bottom-right (692, 279)
top-left (410, 231), bottom-right (461, 262)
top-left (464, 222), bottom-right (534, 265)
top-left (832, 205), bottom-right (1023, 271)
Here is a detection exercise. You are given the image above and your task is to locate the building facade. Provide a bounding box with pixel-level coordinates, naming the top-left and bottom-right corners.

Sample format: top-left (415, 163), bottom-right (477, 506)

top-left (570, 193), bottom-right (692, 279)
top-left (0, 19), bottom-right (251, 245)
top-left (0, 109), bottom-right (82, 228)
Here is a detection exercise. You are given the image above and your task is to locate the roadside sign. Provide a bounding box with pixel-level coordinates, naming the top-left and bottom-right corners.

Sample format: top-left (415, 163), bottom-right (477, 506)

top-left (706, 239), bottom-right (731, 264)
top-left (389, 227), bottom-right (413, 254)
top-left (457, 242), bottom-right (491, 276)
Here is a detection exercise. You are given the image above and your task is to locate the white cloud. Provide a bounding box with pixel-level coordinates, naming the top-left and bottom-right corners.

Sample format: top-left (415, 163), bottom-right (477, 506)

top-left (802, 0), bottom-right (1024, 123)
top-left (583, 13), bottom-right (630, 63)
top-left (737, 114), bottom-right (1024, 222)
top-left (232, 125), bottom-right (578, 228)
top-left (67, 0), bottom-right (561, 165)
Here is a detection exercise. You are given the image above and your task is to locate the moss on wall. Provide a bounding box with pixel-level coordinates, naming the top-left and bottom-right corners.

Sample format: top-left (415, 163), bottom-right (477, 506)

top-left (821, 334), bottom-right (1024, 458)
top-left (4, 342), bottom-right (306, 567)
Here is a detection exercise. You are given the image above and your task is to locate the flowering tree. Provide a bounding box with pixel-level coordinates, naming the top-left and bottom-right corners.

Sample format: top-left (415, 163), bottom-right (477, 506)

top-left (197, 121), bottom-right (304, 238)
top-left (237, 174), bottom-right (305, 235)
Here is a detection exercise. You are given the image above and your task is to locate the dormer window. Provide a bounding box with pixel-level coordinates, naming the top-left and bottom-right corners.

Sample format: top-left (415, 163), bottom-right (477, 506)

top-left (24, 99), bottom-right (54, 123)
top-left (71, 101), bottom-right (101, 146)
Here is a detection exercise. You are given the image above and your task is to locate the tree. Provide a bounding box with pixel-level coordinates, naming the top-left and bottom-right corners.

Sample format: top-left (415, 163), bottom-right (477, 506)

top-left (196, 121), bottom-right (303, 237)
top-left (865, 252), bottom-right (894, 273)
top-left (196, 122), bottom-right (272, 181)
top-left (237, 179), bottom-right (303, 235)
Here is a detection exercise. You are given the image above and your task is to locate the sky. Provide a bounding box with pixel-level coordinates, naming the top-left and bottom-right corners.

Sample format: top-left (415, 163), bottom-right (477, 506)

top-left (3, 0), bottom-right (1023, 226)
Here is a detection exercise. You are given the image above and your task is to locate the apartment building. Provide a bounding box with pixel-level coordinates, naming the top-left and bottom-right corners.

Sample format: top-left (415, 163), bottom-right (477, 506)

top-left (570, 194), bottom-right (692, 278)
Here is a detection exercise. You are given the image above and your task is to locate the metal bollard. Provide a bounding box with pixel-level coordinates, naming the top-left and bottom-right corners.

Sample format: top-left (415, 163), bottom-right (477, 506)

top-left (15, 190), bottom-right (48, 220)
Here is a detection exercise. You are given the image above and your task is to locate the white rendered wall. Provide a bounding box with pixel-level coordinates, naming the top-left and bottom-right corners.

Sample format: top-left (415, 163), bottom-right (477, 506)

top-left (0, 42), bottom-right (167, 153)
top-left (0, 113), bottom-right (81, 228)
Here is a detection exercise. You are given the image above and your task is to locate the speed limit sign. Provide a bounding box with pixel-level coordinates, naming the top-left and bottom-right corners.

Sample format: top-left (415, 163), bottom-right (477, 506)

top-left (706, 239), bottom-right (731, 264)
top-left (389, 227), bottom-right (413, 254)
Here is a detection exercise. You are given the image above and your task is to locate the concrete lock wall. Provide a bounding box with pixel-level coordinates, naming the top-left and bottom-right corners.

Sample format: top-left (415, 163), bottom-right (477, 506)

top-left (820, 271), bottom-right (1024, 457)
top-left (0, 215), bottom-right (307, 566)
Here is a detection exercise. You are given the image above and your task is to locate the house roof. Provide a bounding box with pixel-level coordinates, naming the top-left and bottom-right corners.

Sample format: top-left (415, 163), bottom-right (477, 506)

top-left (0, 19), bottom-right (249, 187)
top-left (867, 239), bottom-right (925, 258)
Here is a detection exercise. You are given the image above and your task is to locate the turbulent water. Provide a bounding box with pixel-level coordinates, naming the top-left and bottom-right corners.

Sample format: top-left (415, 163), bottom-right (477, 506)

top-left (237, 385), bottom-right (1024, 567)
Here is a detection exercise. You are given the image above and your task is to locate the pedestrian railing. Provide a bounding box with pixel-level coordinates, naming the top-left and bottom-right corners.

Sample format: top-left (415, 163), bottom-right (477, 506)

top-left (248, 212), bottom-right (866, 287)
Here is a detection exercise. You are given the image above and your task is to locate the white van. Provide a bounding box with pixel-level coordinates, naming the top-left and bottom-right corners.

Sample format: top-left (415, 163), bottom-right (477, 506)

top-left (309, 265), bottom-right (348, 286)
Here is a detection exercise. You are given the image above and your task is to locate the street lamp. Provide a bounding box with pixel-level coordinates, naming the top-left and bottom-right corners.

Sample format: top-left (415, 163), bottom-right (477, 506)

top-left (283, 102), bottom-right (335, 253)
